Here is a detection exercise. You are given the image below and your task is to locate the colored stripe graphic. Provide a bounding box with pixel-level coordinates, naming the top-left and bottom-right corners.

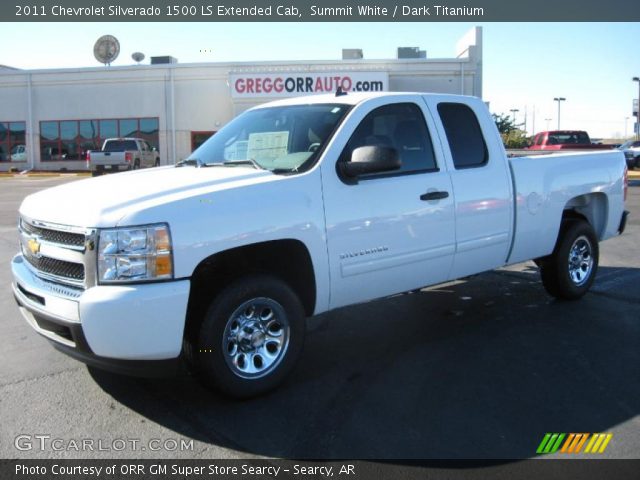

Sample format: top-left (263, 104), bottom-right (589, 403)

top-left (537, 433), bottom-right (565, 454)
top-left (538, 433), bottom-right (612, 454)
top-left (536, 433), bottom-right (552, 454)
top-left (573, 433), bottom-right (589, 453)
top-left (598, 434), bottom-right (613, 453)
top-left (560, 433), bottom-right (589, 453)
top-left (585, 433), bottom-right (613, 453)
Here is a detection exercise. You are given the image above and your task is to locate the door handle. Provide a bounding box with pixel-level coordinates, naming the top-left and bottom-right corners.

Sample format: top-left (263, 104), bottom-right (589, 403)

top-left (420, 191), bottom-right (449, 201)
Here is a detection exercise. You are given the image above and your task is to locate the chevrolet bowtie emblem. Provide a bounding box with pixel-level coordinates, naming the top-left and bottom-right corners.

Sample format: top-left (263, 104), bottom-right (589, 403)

top-left (27, 237), bottom-right (41, 256)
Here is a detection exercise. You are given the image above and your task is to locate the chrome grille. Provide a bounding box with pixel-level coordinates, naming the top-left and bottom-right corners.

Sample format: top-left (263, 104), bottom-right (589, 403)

top-left (19, 217), bottom-right (92, 288)
top-left (20, 219), bottom-right (85, 248)
top-left (22, 248), bottom-right (85, 281)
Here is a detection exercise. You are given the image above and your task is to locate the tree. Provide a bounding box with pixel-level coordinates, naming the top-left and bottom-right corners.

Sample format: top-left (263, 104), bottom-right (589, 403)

top-left (492, 113), bottom-right (530, 148)
top-left (492, 113), bottom-right (517, 135)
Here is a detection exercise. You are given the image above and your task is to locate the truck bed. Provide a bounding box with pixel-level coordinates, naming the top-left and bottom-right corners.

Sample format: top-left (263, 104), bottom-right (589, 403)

top-left (508, 150), bottom-right (626, 264)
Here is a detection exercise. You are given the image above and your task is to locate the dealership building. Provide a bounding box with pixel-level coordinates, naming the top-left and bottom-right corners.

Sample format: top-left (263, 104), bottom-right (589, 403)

top-left (0, 27), bottom-right (482, 171)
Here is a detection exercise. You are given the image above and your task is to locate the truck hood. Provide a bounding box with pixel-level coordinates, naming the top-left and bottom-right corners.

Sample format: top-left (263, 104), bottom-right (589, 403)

top-left (20, 166), bottom-right (276, 228)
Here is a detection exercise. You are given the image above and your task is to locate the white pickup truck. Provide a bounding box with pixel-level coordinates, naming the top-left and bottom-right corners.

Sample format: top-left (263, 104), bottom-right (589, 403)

top-left (88, 137), bottom-right (160, 175)
top-left (12, 92), bottom-right (628, 397)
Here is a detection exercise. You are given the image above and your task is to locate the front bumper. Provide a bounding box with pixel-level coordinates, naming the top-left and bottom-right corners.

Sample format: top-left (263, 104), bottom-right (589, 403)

top-left (11, 254), bottom-right (191, 377)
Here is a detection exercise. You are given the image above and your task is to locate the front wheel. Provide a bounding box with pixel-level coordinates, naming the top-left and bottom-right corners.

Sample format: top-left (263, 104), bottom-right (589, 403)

top-left (539, 219), bottom-right (599, 300)
top-left (196, 274), bottom-right (306, 398)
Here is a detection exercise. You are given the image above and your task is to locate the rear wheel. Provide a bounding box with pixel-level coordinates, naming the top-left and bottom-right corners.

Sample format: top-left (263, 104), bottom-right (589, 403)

top-left (195, 274), bottom-right (306, 398)
top-left (133, 160), bottom-right (140, 170)
top-left (154, 158), bottom-right (160, 167)
top-left (539, 219), bottom-right (599, 300)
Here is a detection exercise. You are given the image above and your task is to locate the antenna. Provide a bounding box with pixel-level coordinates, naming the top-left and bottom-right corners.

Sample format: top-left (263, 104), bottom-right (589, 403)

top-left (131, 52), bottom-right (145, 64)
top-left (93, 35), bottom-right (120, 66)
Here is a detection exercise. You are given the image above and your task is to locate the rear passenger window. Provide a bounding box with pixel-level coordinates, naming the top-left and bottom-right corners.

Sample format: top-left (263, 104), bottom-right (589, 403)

top-left (438, 103), bottom-right (488, 169)
top-left (341, 103), bottom-right (437, 176)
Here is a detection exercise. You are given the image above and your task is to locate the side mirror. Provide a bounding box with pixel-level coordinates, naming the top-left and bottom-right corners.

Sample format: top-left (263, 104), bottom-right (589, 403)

top-left (338, 145), bottom-right (401, 180)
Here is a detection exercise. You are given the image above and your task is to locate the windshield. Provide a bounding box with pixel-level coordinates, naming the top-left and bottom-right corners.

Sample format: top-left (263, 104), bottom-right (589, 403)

top-left (187, 103), bottom-right (350, 173)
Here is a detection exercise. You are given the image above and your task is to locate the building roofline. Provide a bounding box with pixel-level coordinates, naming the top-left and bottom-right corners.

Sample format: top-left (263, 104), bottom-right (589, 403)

top-left (0, 57), bottom-right (473, 76)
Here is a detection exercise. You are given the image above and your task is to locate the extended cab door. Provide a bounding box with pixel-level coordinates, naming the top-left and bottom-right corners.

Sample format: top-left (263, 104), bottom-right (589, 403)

top-left (422, 97), bottom-right (514, 278)
top-left (321, 96), bottom-right (456, 309)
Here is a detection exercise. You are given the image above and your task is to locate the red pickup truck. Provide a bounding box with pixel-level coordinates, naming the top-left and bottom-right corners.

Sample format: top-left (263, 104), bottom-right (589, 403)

top-left (528, 130), bottom-right (613, 151)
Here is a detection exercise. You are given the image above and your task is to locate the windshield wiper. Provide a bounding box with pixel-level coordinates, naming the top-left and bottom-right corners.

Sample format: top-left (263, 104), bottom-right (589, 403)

top-left (222, 159), bottom-right (262, 170)
top-left (175, 158), bottom-right (205, 168)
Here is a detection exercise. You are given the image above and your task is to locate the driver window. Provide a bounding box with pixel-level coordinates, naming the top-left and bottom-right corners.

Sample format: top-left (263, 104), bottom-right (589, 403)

top-left (340, 103), bottom-right (438, 176)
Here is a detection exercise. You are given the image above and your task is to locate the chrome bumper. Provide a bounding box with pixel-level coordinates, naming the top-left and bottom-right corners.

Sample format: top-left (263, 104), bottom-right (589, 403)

top-left (12, 254), bottom-right (82, 347)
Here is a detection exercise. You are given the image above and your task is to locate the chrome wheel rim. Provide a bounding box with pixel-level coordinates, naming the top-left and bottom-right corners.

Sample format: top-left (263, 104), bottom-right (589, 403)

top-left (568, 235), bottom-right (594, 286)
top-left (222, 297), bottom-right (290, 379)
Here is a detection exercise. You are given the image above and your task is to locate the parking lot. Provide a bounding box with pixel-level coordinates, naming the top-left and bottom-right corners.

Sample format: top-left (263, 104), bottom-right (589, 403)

top-left (0, 174), bottom-right (638, 460)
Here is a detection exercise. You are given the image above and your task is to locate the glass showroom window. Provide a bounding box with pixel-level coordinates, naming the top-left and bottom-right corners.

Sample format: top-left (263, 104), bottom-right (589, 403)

top-left (40, 118), bottom-right (159, 161)
top-left (0, 121), bottom-right (26, 162)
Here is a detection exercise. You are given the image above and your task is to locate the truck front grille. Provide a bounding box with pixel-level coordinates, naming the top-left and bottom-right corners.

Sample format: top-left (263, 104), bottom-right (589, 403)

top-left (19, 217), bottom-right (93, 288)
top-left (22, 250), bottom-right (85, 281)
top-left (20, 221), bottom-right (85, 248)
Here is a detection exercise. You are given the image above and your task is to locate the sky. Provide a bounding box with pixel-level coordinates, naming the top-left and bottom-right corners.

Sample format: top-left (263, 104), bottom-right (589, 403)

top-left (2, 22), bottom-right (639, 138)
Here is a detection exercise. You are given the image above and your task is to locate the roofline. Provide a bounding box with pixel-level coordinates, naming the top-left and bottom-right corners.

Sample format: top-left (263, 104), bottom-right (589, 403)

top-left (0, 57), bottom-right (474, 76)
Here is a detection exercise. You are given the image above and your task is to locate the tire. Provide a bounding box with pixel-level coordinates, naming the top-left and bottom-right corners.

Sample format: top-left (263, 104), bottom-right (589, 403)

top-left (539, 219), bottom-right (599, 300)
top-left (195, 274), bottom-right (306, 398)
top-left (154, 158), bottom-right (160, 167)
top-left (133, 160), bottom-right (140, 170)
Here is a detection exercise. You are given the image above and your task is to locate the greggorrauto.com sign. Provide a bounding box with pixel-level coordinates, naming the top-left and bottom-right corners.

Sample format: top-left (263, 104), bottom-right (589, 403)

top-left (229, 72), bottom-right (388, 98)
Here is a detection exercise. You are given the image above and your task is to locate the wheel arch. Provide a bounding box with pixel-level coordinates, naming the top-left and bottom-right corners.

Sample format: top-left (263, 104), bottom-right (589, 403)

top-left (562, 192), bottom-right (608, 240)
top-left (184, 239), bottom-right (316, 344)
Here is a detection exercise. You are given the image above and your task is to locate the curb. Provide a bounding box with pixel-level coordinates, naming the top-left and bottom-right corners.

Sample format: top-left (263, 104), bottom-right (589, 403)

top-left (0, 172), bottom-right (91, 178)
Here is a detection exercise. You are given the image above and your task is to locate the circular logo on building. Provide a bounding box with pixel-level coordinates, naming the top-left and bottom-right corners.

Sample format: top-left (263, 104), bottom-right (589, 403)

top-left (93, 35), bottom-right (120, 65)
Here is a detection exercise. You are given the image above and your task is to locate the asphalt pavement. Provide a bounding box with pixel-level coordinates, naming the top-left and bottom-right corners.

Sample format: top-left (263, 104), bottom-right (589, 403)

top-left (0, 175), bottom-right (638, 460)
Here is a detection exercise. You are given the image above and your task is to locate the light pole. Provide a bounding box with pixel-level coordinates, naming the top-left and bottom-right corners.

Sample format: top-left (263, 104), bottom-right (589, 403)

top-left (625, 116), bottom-right (630, 139)
top-left (510, 108), bottom-right (519, 128)
top-left (545, 118), bottom-right (552, 131)
top-left (633, 77), bottom-right (640, 140)
top-left (554, 97), bottom-right (566, 130)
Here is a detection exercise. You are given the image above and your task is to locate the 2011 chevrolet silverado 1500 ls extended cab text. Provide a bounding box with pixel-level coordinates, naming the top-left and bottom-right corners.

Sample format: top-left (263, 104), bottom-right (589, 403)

top-left (12, 92), bottom-right (629, 397)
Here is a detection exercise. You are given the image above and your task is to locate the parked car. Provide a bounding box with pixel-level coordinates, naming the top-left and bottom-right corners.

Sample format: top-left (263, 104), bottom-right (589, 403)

top-left (618, 139), bottom-right (640, 169)
top-left (12, 92), bottom-right (628, 398)
top-left (528, 130), bottom-right (614, 151)
top-left (41, 146), bottom-right (69, 161)
top-left (87, 137), bottom-right (159, 175)
top-left (9, 144), bottom-right (26, 161)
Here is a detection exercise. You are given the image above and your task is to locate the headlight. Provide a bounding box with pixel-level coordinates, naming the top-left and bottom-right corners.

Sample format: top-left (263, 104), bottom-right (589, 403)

top-left (97, 224), bottom-right (173, 284)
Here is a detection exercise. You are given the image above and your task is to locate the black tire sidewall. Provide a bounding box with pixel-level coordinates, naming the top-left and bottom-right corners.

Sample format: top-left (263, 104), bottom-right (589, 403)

top-left (196, 274), bottom-right (306, 398)
top-left (545, 220), bottom-right (599, 300)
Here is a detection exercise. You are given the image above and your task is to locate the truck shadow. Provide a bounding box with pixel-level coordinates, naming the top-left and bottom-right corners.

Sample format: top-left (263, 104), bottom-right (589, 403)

top-left (89, 265), bottom-right (640, 459)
